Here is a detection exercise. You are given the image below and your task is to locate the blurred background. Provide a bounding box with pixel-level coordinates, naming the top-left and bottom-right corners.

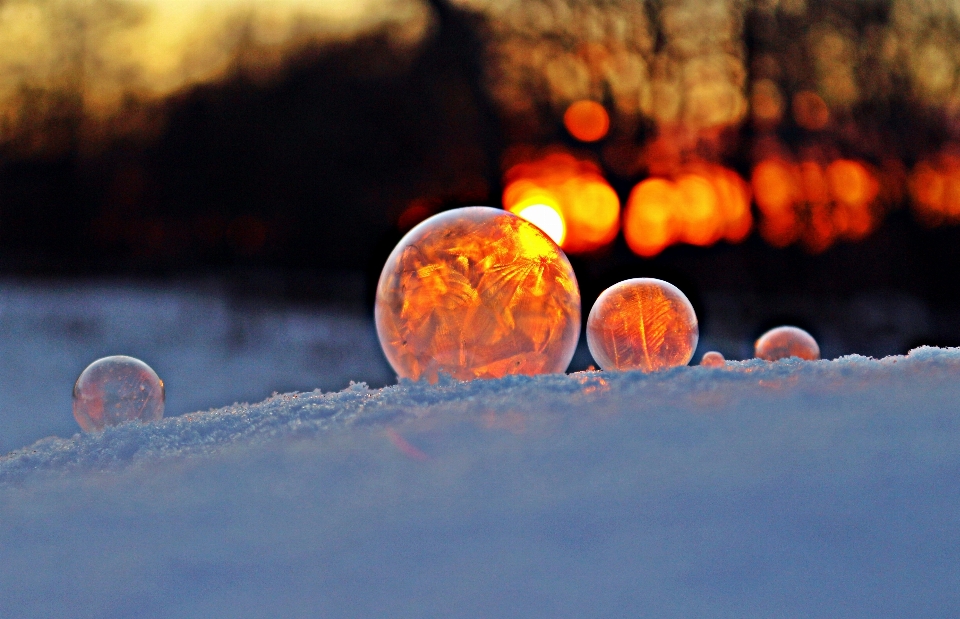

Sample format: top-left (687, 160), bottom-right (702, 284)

top-left (1, 0), bottom-right (960, 449)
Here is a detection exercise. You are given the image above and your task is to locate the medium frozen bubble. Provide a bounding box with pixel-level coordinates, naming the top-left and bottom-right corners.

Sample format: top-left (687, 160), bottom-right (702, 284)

top-left (72, 355), bottom-right (165, 432)
top-left (586, 278), bottom-right (699, 372)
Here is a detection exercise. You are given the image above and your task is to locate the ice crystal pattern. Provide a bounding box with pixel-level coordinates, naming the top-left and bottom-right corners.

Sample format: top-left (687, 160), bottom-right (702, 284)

top-left (375, 207), bottom-right (581, 382)
top-left (586, 278), bottom-right (699, 372)
top-left (73, 355), bottom-right (165, 432)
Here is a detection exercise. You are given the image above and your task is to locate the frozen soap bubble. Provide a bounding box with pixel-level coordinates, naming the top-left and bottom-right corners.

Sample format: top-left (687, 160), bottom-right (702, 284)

top-left (700, 351), bottom-right (726, 367)
top-left (754, 326), bottom-right (820, 361)
top-left (375, 206), bottom-right (581, 382)
top-left (73, 355), bottom-right (165, 432)
top-left (586, 278), bottom-right (699, 372)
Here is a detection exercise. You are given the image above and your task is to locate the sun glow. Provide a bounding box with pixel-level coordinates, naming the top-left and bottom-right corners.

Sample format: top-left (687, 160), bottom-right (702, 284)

top-left (516, 203), bottom-right (566, 246)
top-left (503, 150), bottom-right (620, 254)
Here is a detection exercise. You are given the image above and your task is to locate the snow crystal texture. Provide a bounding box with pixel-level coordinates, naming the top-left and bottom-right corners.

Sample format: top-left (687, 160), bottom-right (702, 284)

top-left (1, 348), bottom-right (959, 618)
top-left (0, 279), bottom-right (392, 452)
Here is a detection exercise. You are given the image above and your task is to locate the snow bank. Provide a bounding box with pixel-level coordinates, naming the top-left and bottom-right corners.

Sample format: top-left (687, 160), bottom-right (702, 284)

top-left (1, 348), bottom-right (959, 617)
top-left (0, 279), bottom-right (392, 453)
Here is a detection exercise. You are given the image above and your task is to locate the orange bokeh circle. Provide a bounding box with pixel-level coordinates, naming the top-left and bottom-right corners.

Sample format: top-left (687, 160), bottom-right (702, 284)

top-left (564, 101), bottom-right (610, 142)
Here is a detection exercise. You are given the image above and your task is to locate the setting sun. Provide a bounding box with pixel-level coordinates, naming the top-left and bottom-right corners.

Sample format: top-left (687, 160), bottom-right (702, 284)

top-left (503, 150), bottom-right (619, 254)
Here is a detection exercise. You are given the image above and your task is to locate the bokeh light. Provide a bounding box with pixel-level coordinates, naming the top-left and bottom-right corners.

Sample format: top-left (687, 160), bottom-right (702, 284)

top-left (751, 78), bottom-right (784, 126)
top-left (375, 207), bottom-right (581, 383)
top-left (503, 150), bottom-right (620, 254)
top-left (623, 164), bottom-right (751, 257)
top-left (792, 91), bottom-right (830, 130)
top-left (564, 100), bottom-right (610, 142)
top-left (752, 157), bottom-right (880, 252)
top-left (755, 326), bottom-right (820, 362)
top-left (586, 278), bottom-right (698, 372)
top-left (73, 355), bottom-right (165, 432)
top-left (909, 151), bottom-right (960, 225)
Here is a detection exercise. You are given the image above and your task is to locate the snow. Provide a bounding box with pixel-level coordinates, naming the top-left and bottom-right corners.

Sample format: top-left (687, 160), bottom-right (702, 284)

top-left (1, 347), bottom-right (959, 617)
top-left (0, 279), bottom-right (393, 453)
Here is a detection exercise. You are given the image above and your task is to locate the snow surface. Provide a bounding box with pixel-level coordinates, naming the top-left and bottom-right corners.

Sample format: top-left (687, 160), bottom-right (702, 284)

top-left (0, 279), bottom-right (393, 453)
top-left (1, 348), bottom-right (959, 617)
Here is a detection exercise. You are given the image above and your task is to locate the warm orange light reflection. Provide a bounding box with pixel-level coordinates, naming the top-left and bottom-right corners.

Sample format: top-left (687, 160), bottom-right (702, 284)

top-left (909, 152), bottom-right (960, 224)
top-left (752, 157), bottom-right (879, 252)
top-left (564, 100), bottom-right (610, 142)
top-left (623, 165), bottom-right (751, 257)
top-left (375, 207), bottom-right (581, 383)
top-left (503, 150), bottom-right (620, 254)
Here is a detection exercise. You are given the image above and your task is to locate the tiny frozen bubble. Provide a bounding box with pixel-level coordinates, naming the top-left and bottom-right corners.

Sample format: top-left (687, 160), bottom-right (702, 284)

top-left (73, 355), bottom-right (165, 432)
top-left (754, 326), bottom-right (820, 361)
top-left (586, 278), bottom-right (699, 372)
top-left (700, 351), bottom-right (726, 367)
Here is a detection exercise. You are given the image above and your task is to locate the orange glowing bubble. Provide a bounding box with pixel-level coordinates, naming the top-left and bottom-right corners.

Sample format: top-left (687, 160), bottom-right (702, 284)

top-left (586, 278), bottom-right (699, 372)
top-left (375, 207), bottom-right (581, 383)
top-left (700, 351), bottom-right (726, 367)
top-left (73, 355), bottom-right (165, 432)
top-left (754, 326), bottom-right (820, 362)
top-left (564, 100), bottom-right (610, 142)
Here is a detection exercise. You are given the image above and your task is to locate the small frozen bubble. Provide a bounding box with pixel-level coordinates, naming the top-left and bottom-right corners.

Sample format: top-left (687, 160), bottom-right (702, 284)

top-left (73, 355), bottom-right (165, 432)
top-left (586, 278), bottom-right (699, 372)
top-left (754, 326), bottom-right (820, 361)
top-left (700, 351), bottom-right (726, 367)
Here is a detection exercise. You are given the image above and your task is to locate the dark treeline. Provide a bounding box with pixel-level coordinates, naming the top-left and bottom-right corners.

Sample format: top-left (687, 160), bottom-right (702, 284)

top-left (1, 0), bottom-right (960, 312)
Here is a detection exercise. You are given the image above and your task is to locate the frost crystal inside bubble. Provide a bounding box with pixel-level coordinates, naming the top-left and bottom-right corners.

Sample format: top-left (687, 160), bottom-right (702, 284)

top-left (586, 278), bottom-right (699, 372)
top-left (375, 206), bottom-right (581, 383)
top-left (72, 355), bottom-right (165, 432)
